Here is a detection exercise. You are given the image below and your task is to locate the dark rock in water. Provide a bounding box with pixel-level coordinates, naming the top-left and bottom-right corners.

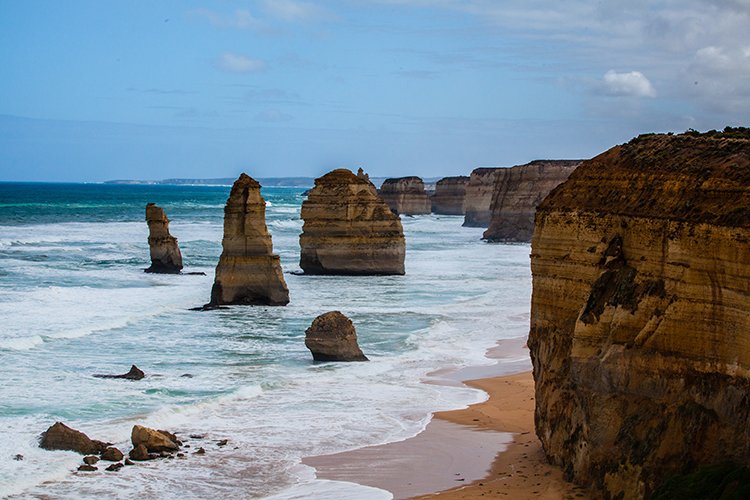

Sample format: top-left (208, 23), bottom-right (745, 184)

top-left (189, 434), bottom-right (204, 439)
top-left (128, 444), bottom-right (150, 461)
top-left (124, 458), bottom-right (134, 466)
top-left (216, 439), bottom-right (228, 447)
top-left (13, 454), bottom-right (23, 461)
top-left (177, 453), bottom-right (185, 458)
top-left (101, 447), bottom-right (124, 462)
top-left (83, 455), bottom-right (99, 465)
top-left (78, 464), bottom-right (98, 472)
top-left (131, 425), bottom-right (178, 452)
top-left (105, 462), bottom-right (124, 472)
top-left (144, 203), bottom-right (183, 274)
top-left (183, 271), bottom-right (207, 276)
top-left (180, 373), bottom-right (193, 378)
top-left (194, 447), bottom-right (206, 455)
top-left (304, 311), bottom-right (369, 362)
top-left (93, 365), bottom-right (145, 380)
top-left (39, 422), bottom-right (108, 455)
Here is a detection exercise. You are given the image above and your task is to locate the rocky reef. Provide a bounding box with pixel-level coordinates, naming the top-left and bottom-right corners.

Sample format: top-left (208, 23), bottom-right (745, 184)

top-left (431, 176), bottom-right (469, 215)
top-left (207, 174), bottom-right (289, 306)
top-left (305, 311), bottom-right (368, 361)
top-left (299, 169), bottom-right (405, 275)
top-left (483, 160), bottom-right (581, 242)
top-left (463, 168), bottom-right (503, 227)
top-left (528, 130), bottom-right (750, 498)
top-left (378, 176), bottom-right (432, 215)
top-left (144, 203), bottom-right (183, 273)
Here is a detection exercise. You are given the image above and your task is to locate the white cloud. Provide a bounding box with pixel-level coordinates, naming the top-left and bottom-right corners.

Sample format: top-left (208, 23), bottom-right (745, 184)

top-left (188, 8), bottom-right (262, 30)
top-left (216, 53), bottom-right (266, 74)
top-left (261, 0), bottom-right (332, 22)
top-left (601, 70), bottom-right (656, 97)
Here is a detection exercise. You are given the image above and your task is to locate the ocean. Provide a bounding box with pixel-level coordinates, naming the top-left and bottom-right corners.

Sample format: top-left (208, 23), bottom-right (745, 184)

top-left (0, 182), bottom-right (532, 498)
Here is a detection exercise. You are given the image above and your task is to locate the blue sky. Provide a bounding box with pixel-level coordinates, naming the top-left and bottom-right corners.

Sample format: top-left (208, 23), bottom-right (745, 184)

top-left (1, 0), bottom-right (748, 181)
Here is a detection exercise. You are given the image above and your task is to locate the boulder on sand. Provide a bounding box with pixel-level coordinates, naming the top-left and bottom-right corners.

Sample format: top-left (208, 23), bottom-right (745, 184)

top-left (304, 311), bottom-right (369, 362)
top-left (131, 425), bottom-right (179, 453)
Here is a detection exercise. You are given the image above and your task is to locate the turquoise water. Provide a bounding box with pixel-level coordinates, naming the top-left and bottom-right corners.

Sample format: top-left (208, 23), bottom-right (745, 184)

top-left (0, 182), bottom-right (532, 498)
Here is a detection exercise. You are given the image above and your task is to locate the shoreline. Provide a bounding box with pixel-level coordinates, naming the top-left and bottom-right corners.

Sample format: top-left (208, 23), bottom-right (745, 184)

top-left (304, 339), bottom-right (582, 499)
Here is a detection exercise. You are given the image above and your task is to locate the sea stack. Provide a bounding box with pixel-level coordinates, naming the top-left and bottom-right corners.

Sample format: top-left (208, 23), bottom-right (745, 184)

top-left (145, 203), bottom-right (183, 274)
top-left (378, 176), bottom-right (432, 215)
top-left (305, 311), bottom-right (368, 361)
top-left (462, 168), bottom-right (503, 227)
top-left (528, 129), bottom-right (750, 498)
top-left (299, 169), bottom-right (405, 275)
top-left (208, 174), bottom-right (289, 306)
top-left (482, 160), bottom-right (581, 242)
top-left (431, 176), bottom-right (469, 215)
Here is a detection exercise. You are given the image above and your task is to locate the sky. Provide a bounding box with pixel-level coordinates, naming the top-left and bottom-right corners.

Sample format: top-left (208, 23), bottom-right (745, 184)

top-left (1, 0), bottom-right (749, 182)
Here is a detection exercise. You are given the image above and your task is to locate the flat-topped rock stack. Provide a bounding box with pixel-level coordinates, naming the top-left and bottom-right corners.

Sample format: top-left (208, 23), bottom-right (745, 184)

top-left (144, 203), bottom-right (183, 274)
top-left (483, 160), bottom-right (581, 242)
top-left (462, 168), bottom-right (503, 227)
top-left (528, 129), bottom-right (750, 498)
top-left (378, 176), bottom-right (432, 215)
top-left (207, 173), bottom-right (289, 306)
top-left (431, 176), bottom-right (469, 215)
top-left (300, 169), bottom-right (405, 275)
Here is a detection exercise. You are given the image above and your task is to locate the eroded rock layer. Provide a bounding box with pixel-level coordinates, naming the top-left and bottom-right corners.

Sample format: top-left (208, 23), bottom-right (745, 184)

top-left (529, 131), bottom-right (750, 498)
top-left (145, 203), bottom-right (183, 273)
top-left (378, 176), bottom-right (432, 215)
top-left (431, 176), bottom-right (469, 215)
top-left (483, 160), bottom-right (581, 242)
top-left (300, 169), bottom-right (405, 275)
top-left (208, 174), bottom-right (289, 306)
top-left (463, 168), bottom-right (503, 227)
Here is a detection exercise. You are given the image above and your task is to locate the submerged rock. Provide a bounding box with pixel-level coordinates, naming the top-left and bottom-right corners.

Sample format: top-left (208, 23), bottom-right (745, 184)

top-left (207, 174), bottom-right (289, 307)
top-left (128, 444), bottom-right (151, 461)
top-left (144, 203), bottom-right (183, 274)
top-left (77, 464), bottom-right (97, 472)
top-left (431, 176), bottom-right (469, 215)
top-left (83, 455), bottom-right (99, 465)
top-left (299, 169), bottom-right (405, 275)
top-left (305, 311), bottom-right (368, 362)
top-left (100, 447), bottom-right (124, 462)
top-left (378, 176), bottom-right (432, 215)
top-left (39, 422), bottom-right (108, 455)
top-left (93, 364), bottom-right (145, 380)
top-left (131, 425), bottom-right (179, 453)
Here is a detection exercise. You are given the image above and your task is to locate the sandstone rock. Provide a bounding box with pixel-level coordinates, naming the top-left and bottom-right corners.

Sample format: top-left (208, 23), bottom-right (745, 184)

top-left (378, 176), bottom-right (432, 215)
top-left (93, 364), bottom-right (145, 380)
top-left (144, 203), bottom-right (183, 274)
top-left (483, 160), bottom-right (581, 242)
top-left (128, 444), bottom-right (151, 461)
top-left (101, 447), bottom-right (124, 461)
top-left (528, 129), bottom-right (750, 498)
top-left (207, 173), bottom-right (289, 306)
top-left (463, 168), bottom-right (503, 227)
top-left (194, 447), bottom-right (206, 455)
top-left (78, 464), bottom-right (97, 472)
top-left (300, 169), bottom-right (405, 275)
top-left (131, 425), bottom-right (179, 453)
top-left (39, 422), bottom-right (108, 455)
top-left (105, 462), bottom-right (123, 472)
top-left (305, 311), bottom-right (369, 362)
top-left (83, 455), bottom-right (99, 465)
top-left (431, 176), bottom-right (469, 215)
top-left (124, 458), bottom-right (134, 465)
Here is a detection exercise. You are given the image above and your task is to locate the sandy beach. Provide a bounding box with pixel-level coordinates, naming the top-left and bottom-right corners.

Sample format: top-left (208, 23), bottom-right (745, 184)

top-left (306, 340), bottom-right (584, 499)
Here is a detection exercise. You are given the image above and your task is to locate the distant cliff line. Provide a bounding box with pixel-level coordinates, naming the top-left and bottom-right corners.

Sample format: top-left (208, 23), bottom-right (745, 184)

top-left (105, 176), bottom-right (443, 189)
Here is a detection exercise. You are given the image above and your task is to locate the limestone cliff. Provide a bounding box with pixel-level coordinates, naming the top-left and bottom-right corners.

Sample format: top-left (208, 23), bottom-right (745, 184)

top-left (528, 130), bottom-right (750, 498)
top-left (378, 176), bottom-right (432, 215)
top-left (145, 203), bottom-right (183, 274)
top-left (300, 169), bottom-right (405, 275)
top-left (463, 168), bottom-right (502, 227)
top-left (431, 176), bottom-right (469, 215)
top-left (483, 160), bottom-right (581, 242)
top-left (208, 174), bottom-right (289, 306)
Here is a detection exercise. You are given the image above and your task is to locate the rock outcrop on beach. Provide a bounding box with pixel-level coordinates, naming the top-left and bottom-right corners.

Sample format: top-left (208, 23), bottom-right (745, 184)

top-left (131, 425), bottom-right (179, 453)
top-left (463, 168), bottom-right (503, 227)
top-left (207, 174), bottom-right (289, 306)
top-left (431, 176), bottom-right (469, 215)
top-left (483, 160), bottom-right (581, 242)
top-left (144, 203), bottom-right (183, 274)
top-left (528, 129), bottom-right (750, 498)
top-left (40, 422), bottom-right (108, 455)
top-left (299, 169), bottom-right (405, 275)
top-left (378, 176), bottom-right (432, 215)
top-left (305, 311), bottom-right (368, 361)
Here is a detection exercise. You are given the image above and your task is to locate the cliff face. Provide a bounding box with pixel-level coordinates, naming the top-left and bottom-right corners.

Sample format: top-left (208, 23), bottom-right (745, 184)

top-left (529, 131), bottom-right (750, 498)
top-left (378, 176), bottom-right (432, 215)
top-left (483, 160), bottom-right (581, 242)
top-left (209, 174), bottom-right (289, 306)
top-left (431, 176), bottom-right (469, 215)
top-left (145, 203), bottom-right (183, 274)
top-left (300, 169), bottom-right (405, 275)
top-left (463, 168), bottom-right (502, 227)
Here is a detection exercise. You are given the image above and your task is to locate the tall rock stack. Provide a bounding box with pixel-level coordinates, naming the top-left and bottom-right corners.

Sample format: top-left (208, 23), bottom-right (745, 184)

top-left (431, 176), bottom-right (469, 215)
top-left (208, 174), bottom-right (289, 306)
top-left (483, 160), bottom-right (581, 242)
top-left (300, 169), bottom-right (405, 275)
top-left (528, 130), bottom-right (750, 498)
top-left (144, 203), bottom-right (183, 274)
top-left (462, 168), bottom-right (503, 227)
top-left (378, 176), bottom-right (432, 215)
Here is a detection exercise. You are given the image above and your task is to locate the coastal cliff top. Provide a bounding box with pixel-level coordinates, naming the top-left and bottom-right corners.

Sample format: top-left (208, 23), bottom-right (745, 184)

top-left (314, 168), bottom-right (373, 186)
top-left (539, 128), bottom-right (750, 227)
